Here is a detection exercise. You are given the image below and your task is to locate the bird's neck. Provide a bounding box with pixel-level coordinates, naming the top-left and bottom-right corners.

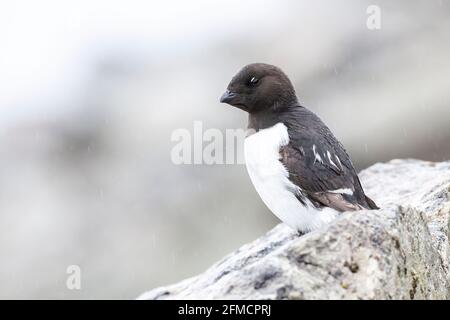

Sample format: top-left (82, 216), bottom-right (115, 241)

top-left (248, 103), bottom-right (301, 132)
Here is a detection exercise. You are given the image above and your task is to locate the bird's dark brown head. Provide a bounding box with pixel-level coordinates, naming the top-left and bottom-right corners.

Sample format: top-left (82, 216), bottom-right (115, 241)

top-left (220, 63), bottom-right (298, 113)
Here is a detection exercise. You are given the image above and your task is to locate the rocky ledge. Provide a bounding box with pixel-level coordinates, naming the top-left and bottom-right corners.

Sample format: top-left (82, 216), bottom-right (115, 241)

top-left (139, 159), bottom-right (450, 300)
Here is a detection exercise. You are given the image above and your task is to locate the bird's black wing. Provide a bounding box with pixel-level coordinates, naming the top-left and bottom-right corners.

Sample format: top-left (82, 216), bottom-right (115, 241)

top-left (279, 107), bottom-right (378, 212)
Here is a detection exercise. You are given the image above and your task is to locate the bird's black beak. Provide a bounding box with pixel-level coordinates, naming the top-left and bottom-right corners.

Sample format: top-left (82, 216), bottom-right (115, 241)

top-left (220, 90), bottom-right (237, 104)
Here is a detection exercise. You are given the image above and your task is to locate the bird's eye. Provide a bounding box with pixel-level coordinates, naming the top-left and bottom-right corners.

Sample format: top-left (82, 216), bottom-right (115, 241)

top-left (248, 76), bottom-right (259, 86)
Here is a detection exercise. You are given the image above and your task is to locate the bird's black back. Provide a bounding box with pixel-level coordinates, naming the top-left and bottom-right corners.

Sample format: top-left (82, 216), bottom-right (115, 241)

top-left (249, 105), bottom-right (378, 211)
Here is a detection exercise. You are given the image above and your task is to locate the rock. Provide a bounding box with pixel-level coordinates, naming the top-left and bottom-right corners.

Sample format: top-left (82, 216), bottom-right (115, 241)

top-left (138, 159), bottom-right (450, 300)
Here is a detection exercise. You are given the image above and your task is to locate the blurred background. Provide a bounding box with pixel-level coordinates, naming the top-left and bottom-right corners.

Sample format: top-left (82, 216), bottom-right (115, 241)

top-left (0, 0), bottom-right (449, 299)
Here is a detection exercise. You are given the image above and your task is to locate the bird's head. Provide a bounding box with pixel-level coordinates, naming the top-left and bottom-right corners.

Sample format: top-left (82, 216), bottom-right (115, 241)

top-left (220, 63), bottom-right (298, 113)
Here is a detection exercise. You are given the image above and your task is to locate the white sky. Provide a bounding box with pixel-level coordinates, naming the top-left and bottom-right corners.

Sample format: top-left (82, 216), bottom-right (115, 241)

top-left (0, 0), bottom-right (290, 124)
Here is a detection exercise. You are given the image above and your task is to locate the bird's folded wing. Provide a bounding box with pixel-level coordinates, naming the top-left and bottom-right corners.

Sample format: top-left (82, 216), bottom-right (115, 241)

top-left (279, 142), bottom-right (366, 212)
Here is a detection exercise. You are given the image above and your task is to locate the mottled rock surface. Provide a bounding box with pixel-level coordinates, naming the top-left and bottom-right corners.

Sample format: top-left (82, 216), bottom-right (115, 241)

top-left (139, 159), bottom-right (450, 300)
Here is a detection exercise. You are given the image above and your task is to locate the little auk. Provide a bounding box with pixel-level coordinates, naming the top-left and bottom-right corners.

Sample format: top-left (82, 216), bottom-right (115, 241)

top-left (220, 63), bottom-right (378, 233)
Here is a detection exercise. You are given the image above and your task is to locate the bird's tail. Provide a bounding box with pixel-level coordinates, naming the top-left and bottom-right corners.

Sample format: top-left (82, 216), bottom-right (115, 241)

top-left (364, 195), bottom-right (379, 210)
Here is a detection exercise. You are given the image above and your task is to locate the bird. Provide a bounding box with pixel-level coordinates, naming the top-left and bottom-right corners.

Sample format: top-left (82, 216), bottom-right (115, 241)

top-left (220, 63), bottom-right (378, 233)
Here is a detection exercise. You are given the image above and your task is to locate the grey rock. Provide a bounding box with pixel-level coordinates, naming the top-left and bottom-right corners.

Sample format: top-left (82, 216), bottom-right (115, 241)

top-left (138, 159), bottom-right (450, 300)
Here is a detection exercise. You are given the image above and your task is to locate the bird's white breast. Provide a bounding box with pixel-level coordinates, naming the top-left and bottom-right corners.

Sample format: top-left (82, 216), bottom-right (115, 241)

top-left (244, 122), bottom-right (337, 232)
